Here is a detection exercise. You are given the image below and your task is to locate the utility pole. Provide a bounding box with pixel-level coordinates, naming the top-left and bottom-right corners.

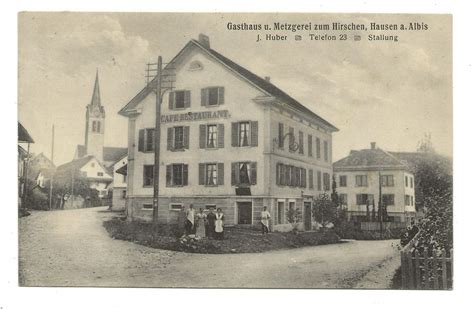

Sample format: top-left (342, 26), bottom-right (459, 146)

top-left (378, 168), bottom-right (383, 235)
top-left (71, 168), bottom-right (75, 209)
top-left (49, 125), bottom-right (55, 210)
top-left (152, 56), bottom-right (163, 226)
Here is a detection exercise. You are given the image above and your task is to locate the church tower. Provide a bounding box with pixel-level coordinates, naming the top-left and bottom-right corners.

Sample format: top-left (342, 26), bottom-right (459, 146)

top-left (84, 70), bottom-right (105, 162)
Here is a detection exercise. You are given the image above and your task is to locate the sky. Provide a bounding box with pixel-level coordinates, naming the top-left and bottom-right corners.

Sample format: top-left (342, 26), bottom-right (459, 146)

top-left (18, 13), bottom-right (452, 165)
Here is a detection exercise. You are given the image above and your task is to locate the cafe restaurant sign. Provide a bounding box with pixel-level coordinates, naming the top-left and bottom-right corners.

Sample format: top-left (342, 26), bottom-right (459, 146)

top-left (160, 110), bottom-right (230, 123)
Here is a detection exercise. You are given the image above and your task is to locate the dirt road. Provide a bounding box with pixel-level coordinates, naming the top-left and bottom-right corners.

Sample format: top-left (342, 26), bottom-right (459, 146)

top-left (19, 207), bottom-right (400, 288)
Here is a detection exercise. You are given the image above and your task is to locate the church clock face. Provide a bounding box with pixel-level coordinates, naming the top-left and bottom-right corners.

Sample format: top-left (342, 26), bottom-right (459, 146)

top-left (93, 109), bottom-right (100, 117)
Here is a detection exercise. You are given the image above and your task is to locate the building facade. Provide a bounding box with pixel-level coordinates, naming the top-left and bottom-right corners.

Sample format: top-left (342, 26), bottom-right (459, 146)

top-left (111, 155), bottom-right (128, 211)
top-left (333, 143), bottom-right (416, 223)
top-left (119, 35), bottom-right (337, 231)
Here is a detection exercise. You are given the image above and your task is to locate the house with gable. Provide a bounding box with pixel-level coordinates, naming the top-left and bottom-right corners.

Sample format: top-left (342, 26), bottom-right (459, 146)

top-left (118, 34), bottom-right (338, 231)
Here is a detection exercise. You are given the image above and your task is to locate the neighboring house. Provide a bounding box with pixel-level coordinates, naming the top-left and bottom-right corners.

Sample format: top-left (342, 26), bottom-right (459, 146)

top-left (110, 155), bottom-right (128, 211)
top-left (333, 142), bottom-right (416, 223)
top-left (56, 155), bottom-right (113, 199)
top-left (118, 34), bottom-right (338, 230)
top-left (18, 122), bottom-right (34, 207)
top-left (28, 153), bottom-right (56, 189)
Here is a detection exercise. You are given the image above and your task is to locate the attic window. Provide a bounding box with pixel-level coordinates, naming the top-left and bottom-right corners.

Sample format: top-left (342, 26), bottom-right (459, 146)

top-left (189, 61), bottom-right (203, 71)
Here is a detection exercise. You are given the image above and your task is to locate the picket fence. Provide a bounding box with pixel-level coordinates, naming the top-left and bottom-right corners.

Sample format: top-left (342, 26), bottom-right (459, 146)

top-left (401, 232), bottom-right (453, 289)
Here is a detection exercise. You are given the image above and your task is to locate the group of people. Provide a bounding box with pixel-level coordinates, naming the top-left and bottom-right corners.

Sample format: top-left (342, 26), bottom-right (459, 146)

top-left (183, 204), bottom-right (225, 240)
top-left (182, 204), bottom-right (273, 238)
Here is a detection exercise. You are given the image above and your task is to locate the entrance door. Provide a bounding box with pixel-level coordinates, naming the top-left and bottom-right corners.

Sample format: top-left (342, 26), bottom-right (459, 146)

top-left (237, 202), bottom-right (252, 224)
top-left (304, 202), bottom-right (312, 231)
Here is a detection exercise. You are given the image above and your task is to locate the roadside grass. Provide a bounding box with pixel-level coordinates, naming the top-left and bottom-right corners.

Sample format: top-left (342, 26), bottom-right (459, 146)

top-left (103, 217), bottom-right (341, 254)
top-left (390, 266), bottom-right (402, 289)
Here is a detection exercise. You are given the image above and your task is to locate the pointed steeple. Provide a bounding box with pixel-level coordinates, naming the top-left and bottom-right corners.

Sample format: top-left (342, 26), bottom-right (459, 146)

top-left (90, 69), bottom-right (101, 106)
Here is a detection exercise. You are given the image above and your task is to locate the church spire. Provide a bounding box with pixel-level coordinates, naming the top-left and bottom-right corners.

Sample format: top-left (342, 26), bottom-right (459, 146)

top-left (90, 69), bottom-right (101, 106)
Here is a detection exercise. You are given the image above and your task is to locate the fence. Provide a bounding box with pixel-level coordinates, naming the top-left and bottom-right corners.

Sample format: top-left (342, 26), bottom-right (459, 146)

top-left (401, 232), bottom-right (453, 289)
top-left (359, 221), bottom-right (408, 231)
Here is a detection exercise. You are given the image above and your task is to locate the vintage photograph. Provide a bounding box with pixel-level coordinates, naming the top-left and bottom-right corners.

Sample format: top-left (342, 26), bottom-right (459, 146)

top-left (18, 12), bottom-right (452, 289)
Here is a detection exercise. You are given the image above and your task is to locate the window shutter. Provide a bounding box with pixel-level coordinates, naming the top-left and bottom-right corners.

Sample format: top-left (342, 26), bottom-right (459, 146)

top-left (231, 162), bottom-right (239, 185)
top-left (302, 168), bottom-right (307, 188)
top-left (308, 135), bottom-right (313, 157)
top-left (183, 126), bottom-right (190, 149)
top-left (276, 163), bottom-right (281, 185)
top-left (199, 125), bottom-right (206, 149)
top-left (250, 121), bottom-right (258, 147)
top-left (285, 165), bottom-right (291, 186)
top-left (316, 137), bottom-right (321, 159)
top-left (168, 92), bottom-right (175, 110)
top-left (289, 127), bottom-right (295, 151)
top-left (198, 163), bottom-right (205, 185)
top-left (278, 123), bottom-right (284, 148)
top-left (167, 128), bottom-right (174, 151)
top-left (217, 124), bottom-right (225, 148)
top-left (166, 165), bottom-right (172, 187)
top-left (309, 169), bottom-right (313, 189)
top-left (317, 171), bottom-right (322, 191)
top-left (281, 164), bottom-right (287, 186)
top-left (183, 164), bottom-right (188, 186)
top-left (218, 87), bottom-right (225, 105)
top-left (184, 91), bottom-right (191, 108)
top-left (138, 129), bottom-right (145, 152)
top-left (217, 163), bottom-right (224, 185)
top-left (250, 162), bottom-right (257, 185)
top-left (231, 123), bottom-right (239, 147)
top-left (201, 88), bottom-right (209, 106)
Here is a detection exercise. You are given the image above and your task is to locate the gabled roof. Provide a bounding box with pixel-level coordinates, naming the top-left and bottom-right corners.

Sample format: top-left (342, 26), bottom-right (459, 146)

top-left (18, 122), bottom-right (34, 143)
top-left (75, 145), bottom-right (127, 163)
top-left (334, 147), bottom-right (409, 171)
top-left (31, 153), bottom-right (56, 169)
top-left (57, 155), bottom-right (95, 171)
top-left (118, 38), bottom-right (338, 132)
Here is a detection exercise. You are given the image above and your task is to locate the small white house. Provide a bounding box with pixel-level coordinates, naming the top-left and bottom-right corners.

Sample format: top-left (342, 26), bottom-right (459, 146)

top-left (111, 155), bottom-right (127, 211)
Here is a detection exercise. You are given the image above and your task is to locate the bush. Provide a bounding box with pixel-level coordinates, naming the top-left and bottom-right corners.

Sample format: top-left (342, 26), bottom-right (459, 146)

top-left (24, 188), bottom-right (49, 210)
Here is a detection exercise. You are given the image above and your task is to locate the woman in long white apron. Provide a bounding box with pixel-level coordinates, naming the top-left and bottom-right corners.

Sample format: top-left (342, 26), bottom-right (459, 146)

top-left (215, 208), bottom-right (225, 240)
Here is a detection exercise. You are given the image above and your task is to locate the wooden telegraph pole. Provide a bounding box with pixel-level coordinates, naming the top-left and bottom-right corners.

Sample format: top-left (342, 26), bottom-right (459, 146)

top-left (49, 125), bottom-right (55, 210)
top-left (152, 56), bottom-right (163, 226)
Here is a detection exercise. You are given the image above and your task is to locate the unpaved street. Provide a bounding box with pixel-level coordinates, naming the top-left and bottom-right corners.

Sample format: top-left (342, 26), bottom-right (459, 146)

top-left (19, 207), bottom-right (400, 288)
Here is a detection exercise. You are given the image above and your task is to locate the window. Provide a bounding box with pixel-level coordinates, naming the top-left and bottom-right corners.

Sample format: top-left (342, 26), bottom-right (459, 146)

top-left (121, 190), bottom-right (126, 199)
top-left (405, 175), bottom-right (408, 187)
top-left (166, 164), bottom-right (188, 187)
top-left (323, 173), bottom-right (330, 191)
top-left (356, 194), bottom-right (374, 205)
top-left (410, 177), bottom-right (414, 188)
top-left (139, 128), bottom-right (159, 152)
top-left (207, 125), bottom-right (217, 148)
top-left (277, 201), bottom-right (285, 224)
top-left (411, 196), bottom-right (414, 206)
top-left (231, 162), bottom-right (257, 186)
top-left (276, 163), bottom-right (287, 186)
top-left (278, 123), bottom-right (284, 148)
top-left (199, 163), bottom-right (224, 186)
top-left (239, 122), bottom-right (250, 147)
top-left (92, 121), bottom-right (97, 132)
top-left (169, 90), bottom-right (190, 109)
top-left (405, 195), bottom-right (410, 206)
top-left (355, 175), bottom-right (368, 187)
top-left (339, 194), bottom-right (348, 206)
top-left (97, 172), bottom-right (103, 177)
top-left (142, 204), bottom-right (153, 209)
top-left (97, 121), bottom-right (101, 133)
top-left (298, 131), bottom-right (304, 154)
top-left (381, 175), bottom-right (394, 187)
top-left (201, 87), bottom-right (224, 106)
top-left (308, 134), bottom-right (313, 157)
top-left (205, 204), bottom-right (217, 210)
top-left (143, 165), bottom-right (154, 187)
top-left (167, 126), bottom-right (189, 151)
top-left (382, 194), bottom-right (395, 206)
top-left (317, 171), bottom-right (322, 191)
top-left (170, 204), bottom-right (183, 211)
top-left (206, 163), bottom-right (218, 186)
top-left (323, 140), bottom-right (329, 162)
top-left (339, 175), bottom-right (347, 187)
top-left (232, 121), bottom-right (258, 147)
top-left (288, 201), bottom-right (295, 223)
top-left (316, 137), bottom-right (321, 159)
top-left (309, 169), bottom-right (314, 189)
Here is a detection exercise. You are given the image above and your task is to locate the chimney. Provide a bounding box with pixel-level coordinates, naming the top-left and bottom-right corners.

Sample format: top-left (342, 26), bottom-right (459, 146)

top-left (264, 76), bottom-right (271, 82)
top-left (198, 34), bottom-right (210, 49)
top-left (370, 142), bottom-right (376, 150)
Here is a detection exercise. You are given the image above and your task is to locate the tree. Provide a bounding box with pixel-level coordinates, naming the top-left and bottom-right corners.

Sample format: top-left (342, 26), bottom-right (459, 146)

top-left (51, 168), bottom-right (92, 209)
top-left (313, 193), bottom-right (336, 228)
top-left (286, 206), bottom-right (302, 233)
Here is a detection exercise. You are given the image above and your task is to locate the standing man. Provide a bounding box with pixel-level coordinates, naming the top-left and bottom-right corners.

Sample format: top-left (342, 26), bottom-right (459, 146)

top-left (260, 206), bottom-right (271, 235)
top-left (206, 207), bottom-right (216, 239)
top-left (185, 204), bottom-right (196, 235)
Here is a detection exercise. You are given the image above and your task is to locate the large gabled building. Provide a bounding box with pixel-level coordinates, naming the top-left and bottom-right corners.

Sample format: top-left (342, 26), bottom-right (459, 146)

top-left (333, 142), bottom-right (416, 223)
top-left (118, 34), bottom-right (338, 231)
